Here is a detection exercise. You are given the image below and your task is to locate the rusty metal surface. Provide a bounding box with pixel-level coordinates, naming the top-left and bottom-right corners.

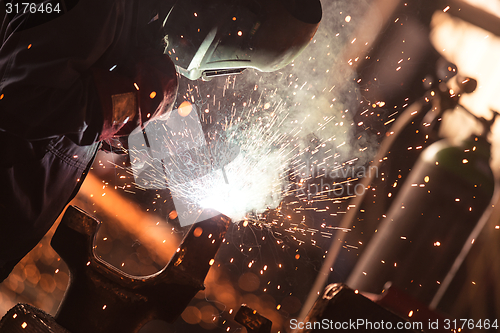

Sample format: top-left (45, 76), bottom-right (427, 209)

top-left (234, 305), bottom-right (272, 333)
top-left (51, 205), bottom-right (230, 333)
top-left (297, 283), bottom-right (424, 333)
top-left (0, 303), bottom-right (70, 333)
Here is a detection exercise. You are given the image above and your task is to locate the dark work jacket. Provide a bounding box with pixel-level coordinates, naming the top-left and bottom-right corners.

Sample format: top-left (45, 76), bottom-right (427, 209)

top-left (0, 0), bottom-right (175, 281)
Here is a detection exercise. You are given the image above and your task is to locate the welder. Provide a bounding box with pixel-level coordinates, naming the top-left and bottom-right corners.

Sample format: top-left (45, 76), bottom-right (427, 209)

top-left (0, 0), bottom-right (321, 282)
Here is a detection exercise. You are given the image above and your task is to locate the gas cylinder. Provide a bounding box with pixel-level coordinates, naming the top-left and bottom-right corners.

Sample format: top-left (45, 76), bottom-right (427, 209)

top-left (347, 133), bottom-right (495, 305)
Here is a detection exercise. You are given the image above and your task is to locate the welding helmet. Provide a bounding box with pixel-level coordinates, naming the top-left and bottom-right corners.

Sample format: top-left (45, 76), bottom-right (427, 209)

top-left (161, 0), bottom-right (322, 80)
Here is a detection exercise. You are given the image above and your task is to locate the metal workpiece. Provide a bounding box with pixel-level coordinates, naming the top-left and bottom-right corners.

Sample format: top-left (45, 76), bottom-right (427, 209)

top-left (0, 303), bottom-right (69, 333)
top-left (296, 283), bottom-right (423, 333)
top-left (51, 205), bottom-right (231, 333)
top-left (234, 305), bottom-right (272, 333)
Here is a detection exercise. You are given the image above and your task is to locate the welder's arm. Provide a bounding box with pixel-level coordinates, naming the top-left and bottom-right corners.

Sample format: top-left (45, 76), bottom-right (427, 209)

top-left (0, 0), bottom-right (119, 142)
top-left (0, 0), bottom-right (120, 281)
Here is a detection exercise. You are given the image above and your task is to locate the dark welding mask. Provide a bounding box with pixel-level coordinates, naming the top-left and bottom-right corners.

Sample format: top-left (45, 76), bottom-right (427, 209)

top-left (161, 0), bottom-right (322, 80)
